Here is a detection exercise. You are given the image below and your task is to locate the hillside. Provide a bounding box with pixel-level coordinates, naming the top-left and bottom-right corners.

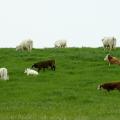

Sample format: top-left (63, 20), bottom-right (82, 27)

top-left (0, 48), bottom-right (120, 120)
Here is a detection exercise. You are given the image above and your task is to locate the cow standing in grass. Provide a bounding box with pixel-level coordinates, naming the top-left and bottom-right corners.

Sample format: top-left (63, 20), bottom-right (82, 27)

top-left (97, 82), bottom-right (120, 92)
top-left (0, 68), bottom-right (9, 80)
top-left (54, 40), bottom-right (67, 48)
top-left (32, 59), bottom-right (56, 72)
top-left (102, 37), bottom-right (116, 50)
top-left (104, 54), bottom-right (120, 66)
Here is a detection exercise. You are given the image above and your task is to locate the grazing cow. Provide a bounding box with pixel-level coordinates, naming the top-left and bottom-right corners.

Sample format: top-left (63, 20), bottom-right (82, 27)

top-left (54, 40), bottom-right (67, 48)
top-left (24, 68), bottom-right (38, 76)
top-left (102, 37), bottom-right (116, 50)
top-left (104, 54), bottom-right (120, 66)
top-left (16, 39), bottom-right (33, 52)
top-left (32, 59), bottom-right (56, 72)
top-left (97, 82), bottom-right (120, 92)
top-left (0, 68), bottom-right (9, 80)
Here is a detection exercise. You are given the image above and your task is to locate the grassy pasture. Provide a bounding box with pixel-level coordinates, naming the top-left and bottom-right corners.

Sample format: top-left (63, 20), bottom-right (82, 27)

top-left (0, 47), bottom-right (120, 120)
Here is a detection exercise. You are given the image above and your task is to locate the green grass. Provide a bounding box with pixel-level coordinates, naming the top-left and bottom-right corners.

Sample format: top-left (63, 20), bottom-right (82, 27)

top-left (0, 47), bottom-right (120, 120)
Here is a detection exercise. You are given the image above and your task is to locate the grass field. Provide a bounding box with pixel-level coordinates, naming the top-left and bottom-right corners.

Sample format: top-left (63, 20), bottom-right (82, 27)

top-left (0, 47), bottom-right (120, 120)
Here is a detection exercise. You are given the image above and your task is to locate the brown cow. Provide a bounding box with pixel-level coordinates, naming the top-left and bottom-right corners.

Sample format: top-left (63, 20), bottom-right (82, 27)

top-left (97, 82), bottom-right (120, 92)
top-left (104, 54), bottom-right (120, 66)
top-left (32, 59), bottom-right (56, 72)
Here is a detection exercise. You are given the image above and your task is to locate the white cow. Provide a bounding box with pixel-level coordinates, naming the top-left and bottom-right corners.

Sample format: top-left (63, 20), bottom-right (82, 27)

top-left (54, 40), bottom-right (67, 48)
top-left (24, 68), bottom-right (38, 76)
top-left (0, 68), bottom-right (9, 80)
top-left (102, 37), bottom-right (116, 50)
top-left (16, 39), bottom-right (33, 52)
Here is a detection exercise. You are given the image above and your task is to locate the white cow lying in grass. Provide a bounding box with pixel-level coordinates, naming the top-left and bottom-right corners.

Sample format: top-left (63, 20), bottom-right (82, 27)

top-left (16, 39), bottom-right (33, 52)
top-left (24, 68), bottom-right (38, 76)
top-left (0, 68), bottom-right (9, 80)
top-left (54, 40), bottom-right (67, 48)
top-left (102, 37), bottom-right (116, 50)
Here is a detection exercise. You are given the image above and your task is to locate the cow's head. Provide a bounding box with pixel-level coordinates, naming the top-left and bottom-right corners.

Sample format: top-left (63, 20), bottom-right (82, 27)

top-left (97, 84), bottom-right (102, 90)
top-left (104, 54), bottom-right (112, 61)
top-left (24, 68), bottom-right (29, 73)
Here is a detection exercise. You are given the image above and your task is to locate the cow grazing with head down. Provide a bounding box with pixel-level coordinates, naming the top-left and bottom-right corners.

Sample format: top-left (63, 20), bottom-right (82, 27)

top-left (16, 39), bottom-right (33, 52)
top-left (104, 54), bottom-right (120, 66)
top-left (97, 82), bottom-right (120, 92)
top-left (32, 59), bottom-right (56, 72)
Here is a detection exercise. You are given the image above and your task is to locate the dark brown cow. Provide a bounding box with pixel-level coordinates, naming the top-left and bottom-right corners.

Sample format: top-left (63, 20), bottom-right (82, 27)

top-left (32, 59), bottom-right (55, 72)
top-left (97, 82), bottom-right (120, 92)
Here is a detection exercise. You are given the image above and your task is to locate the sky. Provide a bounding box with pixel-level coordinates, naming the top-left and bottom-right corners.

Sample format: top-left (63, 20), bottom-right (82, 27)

top-left (0, 0), bottom-right (120, 48)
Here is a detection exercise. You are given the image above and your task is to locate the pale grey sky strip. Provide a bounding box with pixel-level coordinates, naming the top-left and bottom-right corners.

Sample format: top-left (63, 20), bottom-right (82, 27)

top-left (0, 0), bottom-right (120, 48)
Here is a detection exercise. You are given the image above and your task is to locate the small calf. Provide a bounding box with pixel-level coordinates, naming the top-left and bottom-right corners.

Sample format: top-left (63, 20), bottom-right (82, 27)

top-left (24, 68), bottom-right (38, 76)
top-left (97, 82), bottom-right (120, 92)
top-left (104, 54), bottom-right (120, 66)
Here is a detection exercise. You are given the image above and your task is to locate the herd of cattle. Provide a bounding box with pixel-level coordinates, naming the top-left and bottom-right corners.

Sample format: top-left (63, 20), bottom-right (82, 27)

top-left (0, 37), bottom-right (120, 92)
top-left (15, 39), bottom-right (67, 52)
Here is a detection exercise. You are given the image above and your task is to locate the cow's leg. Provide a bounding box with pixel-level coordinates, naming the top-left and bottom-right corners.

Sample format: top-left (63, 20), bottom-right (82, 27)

top-left (103, 45), bottom-right (105, 50)
top-left (109, 44), bottom-right (112, 51)
top-left (54, 65), bottom-right (56, 71)
top-left (107, 89), bottom-right (111, 92)
top-left (50, 65), bottom-right (53, 70)
top-left (38, 68), bottom-right (41, 72)
top-left (52, 65), bottom-right (56, 71)
top-left (112, 45), bottom-right (116, 50)
top-left (43, 68), bottom-right (45, 71)
top-left (50, 65), bottom-right (54, 71)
